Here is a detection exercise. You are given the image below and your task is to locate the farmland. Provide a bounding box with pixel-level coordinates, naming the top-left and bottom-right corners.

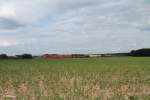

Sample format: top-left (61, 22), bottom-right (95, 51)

top-left (0, 57), bottom-right (150, 100)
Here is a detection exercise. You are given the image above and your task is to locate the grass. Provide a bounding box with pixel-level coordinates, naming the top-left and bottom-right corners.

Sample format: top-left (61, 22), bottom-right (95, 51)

top-left (0, 57), bottom-right (150, 100)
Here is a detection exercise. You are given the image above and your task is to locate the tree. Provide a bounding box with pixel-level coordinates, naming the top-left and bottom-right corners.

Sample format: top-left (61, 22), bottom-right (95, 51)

top-left (22, 54), bottom-right (33, 59)
top-left (0, 54), bottom-right (8, 59)
top-left (130, 48), bottom-right (150, 56)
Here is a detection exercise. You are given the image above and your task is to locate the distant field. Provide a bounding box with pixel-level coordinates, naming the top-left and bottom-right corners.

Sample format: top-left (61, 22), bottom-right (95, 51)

top-left (0, 57), bottom-right (150, 100)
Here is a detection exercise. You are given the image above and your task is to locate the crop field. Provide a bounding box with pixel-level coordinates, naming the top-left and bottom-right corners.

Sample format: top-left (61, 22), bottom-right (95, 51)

top-left (0, 57), bottom-right (150, 100)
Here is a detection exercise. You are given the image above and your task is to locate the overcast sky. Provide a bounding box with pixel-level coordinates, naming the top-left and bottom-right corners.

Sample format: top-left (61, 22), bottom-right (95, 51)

top-left (0, 0), bottom-right (150, 54)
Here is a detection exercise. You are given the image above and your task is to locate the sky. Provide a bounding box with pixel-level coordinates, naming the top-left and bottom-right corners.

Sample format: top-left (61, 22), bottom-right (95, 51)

top-left (0, 0), bottom-right (150, 54)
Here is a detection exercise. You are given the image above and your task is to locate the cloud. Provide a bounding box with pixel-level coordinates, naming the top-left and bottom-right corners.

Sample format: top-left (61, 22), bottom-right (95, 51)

top-left (0, 0), bottom-right (150, 54)
top-left (0, 17), bottom-right (25, 30)
top-left (0, 37), bottom-right (17, 47)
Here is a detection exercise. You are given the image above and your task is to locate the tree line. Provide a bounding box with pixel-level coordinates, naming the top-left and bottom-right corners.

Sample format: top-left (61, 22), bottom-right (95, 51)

top-left (130, 48), bottom-right (150, 57)
top-left (0, 48), bottom-right (150, 59)
top-left (0, 54), bottom-right (33, 59)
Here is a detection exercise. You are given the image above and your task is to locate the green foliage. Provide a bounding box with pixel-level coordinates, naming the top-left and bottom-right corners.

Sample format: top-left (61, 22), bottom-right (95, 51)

top-left (129, 96), bottom-right (139, 100)
top-left (95, 97), bottom-right (101, 100)
top-left (0, 54), bottom-right (8, 59)
top-left (143, 94), bottom-right (150, 100)
top-left (44, 96), bottom-right (49, 100)
top-left (54, 95), bottom-right (64, 100)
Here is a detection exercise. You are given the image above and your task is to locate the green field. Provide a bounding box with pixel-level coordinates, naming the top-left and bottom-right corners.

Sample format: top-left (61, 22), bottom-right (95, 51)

top-left (0, 57), bottom-right (150, 100)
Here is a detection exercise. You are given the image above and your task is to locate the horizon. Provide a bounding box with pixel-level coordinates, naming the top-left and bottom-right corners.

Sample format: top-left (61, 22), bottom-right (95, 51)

top-left (0, 48), bottom-right (145, 56)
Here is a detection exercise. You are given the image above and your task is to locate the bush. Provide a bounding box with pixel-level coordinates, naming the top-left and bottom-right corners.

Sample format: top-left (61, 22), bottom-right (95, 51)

top-left (16, 54), bottom-right (33, 59)
top-left (0, 54), bottom-right (8, 59)
top-left (130, 48), bottom-right (150, 57)
top-left (22, 54), bottom-right (33, 59)
top-left (129, 96), bottom-right (139, 100)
